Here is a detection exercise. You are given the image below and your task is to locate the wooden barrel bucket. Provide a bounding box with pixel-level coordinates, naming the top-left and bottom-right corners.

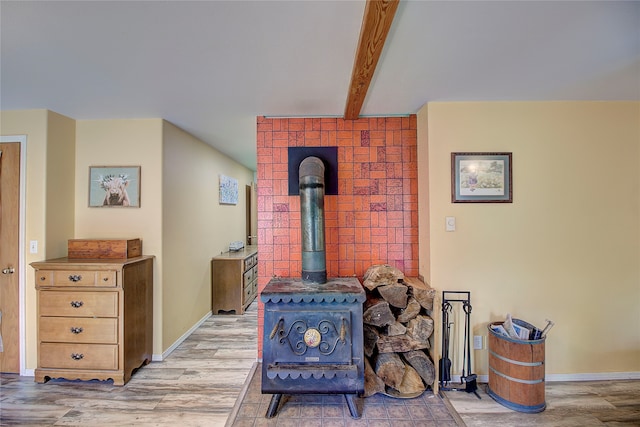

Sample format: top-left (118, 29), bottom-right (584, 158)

top-left (487, 320), bottom-right (546, 413)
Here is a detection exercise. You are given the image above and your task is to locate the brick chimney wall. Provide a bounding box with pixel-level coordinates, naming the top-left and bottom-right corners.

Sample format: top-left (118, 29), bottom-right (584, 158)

top-left (256, 115), bottom-right (418, 356)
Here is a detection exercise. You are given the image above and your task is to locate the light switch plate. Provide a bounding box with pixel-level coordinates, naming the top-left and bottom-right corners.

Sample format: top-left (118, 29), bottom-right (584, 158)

top-left (445, 216), bottom-right (456, 232)
top-left (473, 335), bottom-right (483, 350)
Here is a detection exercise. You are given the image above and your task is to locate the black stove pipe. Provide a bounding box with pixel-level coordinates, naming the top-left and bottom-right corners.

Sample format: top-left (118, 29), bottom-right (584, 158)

top-left (299, 156), bottom-right (327, 284)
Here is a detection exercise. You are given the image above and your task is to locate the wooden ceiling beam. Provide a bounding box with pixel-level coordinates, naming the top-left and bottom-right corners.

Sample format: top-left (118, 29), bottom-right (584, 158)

top-left (344, 0), bottom-right (400, 120)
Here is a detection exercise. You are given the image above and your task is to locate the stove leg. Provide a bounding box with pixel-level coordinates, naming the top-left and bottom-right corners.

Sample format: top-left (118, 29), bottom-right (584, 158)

top-left (344, 394), bottom-right (362, 419)
top-left (265, 393), bottom-right (283, 418)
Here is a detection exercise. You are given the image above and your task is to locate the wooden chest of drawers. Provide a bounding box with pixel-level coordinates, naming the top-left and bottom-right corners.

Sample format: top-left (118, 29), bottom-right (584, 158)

top-left (31, 256), bottom-right (154, 385)
top-left (211, 246), bottom-right (257, 314)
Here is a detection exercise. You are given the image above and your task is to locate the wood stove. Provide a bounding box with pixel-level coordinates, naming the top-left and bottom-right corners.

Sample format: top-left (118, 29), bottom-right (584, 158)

top-left (261, 277), bottom-right (365, 418)
top-left (261, 156), bottom-right (366, 418)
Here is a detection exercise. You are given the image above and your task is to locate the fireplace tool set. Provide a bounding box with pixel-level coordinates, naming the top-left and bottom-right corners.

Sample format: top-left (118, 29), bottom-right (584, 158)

top-left (439, 291), bottom-right (481, 399)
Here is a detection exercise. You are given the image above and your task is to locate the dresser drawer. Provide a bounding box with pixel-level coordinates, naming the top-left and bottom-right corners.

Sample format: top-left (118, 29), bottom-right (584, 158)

top-left (40, 343), bottom-right (118, 370)
top-left (243, 282), bottom-right (253, 304)
top-left (51, 270), bottom-right (116, 287)
top-left (243, 268), bottom-right (253, 286)
top-left (36, 270), bottom-right (117, 287)
top-left (245, 255), bottom-right (255, 270)
top-left (39, 291), bottom-right (118, 317)
top-left (39, 317), bottom-right (118, 344)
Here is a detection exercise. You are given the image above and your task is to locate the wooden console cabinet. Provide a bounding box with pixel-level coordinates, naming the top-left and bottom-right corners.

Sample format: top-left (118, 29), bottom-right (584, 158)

top-left (31, 256), bottom-right (154, 386)
top-left (211, 246), bottom-right (257, 314)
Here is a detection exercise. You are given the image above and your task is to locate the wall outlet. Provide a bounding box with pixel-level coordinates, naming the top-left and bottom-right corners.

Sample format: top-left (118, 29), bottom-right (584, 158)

top-left (473, 335), bottom-right (483, 350)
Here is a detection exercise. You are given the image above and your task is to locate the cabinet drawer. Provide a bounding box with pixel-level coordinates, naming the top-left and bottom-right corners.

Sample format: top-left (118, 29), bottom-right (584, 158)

top-left (243, 268), bottom-right (253, 286)
top-left (245, 255), bottom-right (255, 270)
top-left (52, 270), bottom-right (117, 287)
top-left (39, 317), bottom-right (118, 344)
top-left (243, 282), bottom-right (253, 304)
top-left (40, 343), bottom-right (118, 370)
top-left (39, 291), bottom-right (118, 317)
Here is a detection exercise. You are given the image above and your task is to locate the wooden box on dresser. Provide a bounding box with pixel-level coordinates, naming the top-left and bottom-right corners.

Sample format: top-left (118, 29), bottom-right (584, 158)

top-left (31, 256), bottom-right (154, 386)
top-left (211, 246), bottom-right (257, 314)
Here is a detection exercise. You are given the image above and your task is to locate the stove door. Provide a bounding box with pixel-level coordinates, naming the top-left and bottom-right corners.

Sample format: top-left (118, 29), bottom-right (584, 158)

top-left (265, 307), bottom-right (353, 364)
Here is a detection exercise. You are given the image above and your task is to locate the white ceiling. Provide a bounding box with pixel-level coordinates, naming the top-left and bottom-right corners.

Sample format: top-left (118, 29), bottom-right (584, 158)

top-left (2, 1), bottom-right (639, 170)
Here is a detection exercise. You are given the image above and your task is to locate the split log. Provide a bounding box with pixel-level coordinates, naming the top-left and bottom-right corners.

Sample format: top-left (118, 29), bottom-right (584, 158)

top-left (406, 315), bottom-right (434, 347)
top-left (377, 334), bottom-right (428, 353)
top-left (364, 357), bottom-right (386, 397)
top-left (402, 350), bottom-right (436, 386)
top-left (363, 297), bottom-right (395, 327)
top-left (374, 352), bottom-right (405, 390)
top-left (377, 283), bottom-right (409, 308)
top-left (362, 267), bottom-right (438, 396)
top-left (404, 277), bottom-right (436, 311)
top-left (395, 364), bottom-right (426, 395)
top-left (363, 324), bottom-right (379, 358)
top-left (396, 297), bottom-right (421, 323)
top-left (363, 264), bottom-right (404, 291)
top-left (385, 322), bottom-right (406, 337)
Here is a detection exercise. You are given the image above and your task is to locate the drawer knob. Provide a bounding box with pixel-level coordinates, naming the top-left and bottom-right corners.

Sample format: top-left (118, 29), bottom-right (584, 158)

top-left (70, 353), bottom-right (84, 361)
top-left (70, 301), bottom-right (84, 308)
top-left (103, 277), bottom-right (109, 282)
top-left (68, 274), bottom-right (82, 282)
top-left (70, 327), bottom-right (84, 334)
top-left (40, 276), bottom-right (46, 281)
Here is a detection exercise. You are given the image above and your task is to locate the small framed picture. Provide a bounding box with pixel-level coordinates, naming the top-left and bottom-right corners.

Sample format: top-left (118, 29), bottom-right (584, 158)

top-left (451, 153), bottom-right (512, 203)
top-left (89, 166), bottom-right (141, 207)
top-left (219, 174), bottom-right (239, 205)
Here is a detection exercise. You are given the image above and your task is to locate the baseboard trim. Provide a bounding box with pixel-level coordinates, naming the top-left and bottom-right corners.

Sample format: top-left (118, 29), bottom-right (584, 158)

top-left (448, 371), bottom-right (640, 384)
top-left (545, 372), bottom-right (640, 381)
top-left (152, 310), bottom-right (213, 362)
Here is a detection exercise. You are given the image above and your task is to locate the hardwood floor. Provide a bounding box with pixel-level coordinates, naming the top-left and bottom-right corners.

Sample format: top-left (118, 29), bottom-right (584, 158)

top-left (2, 300), bottom-right (639, 426)
top-left (445, 380), bottom-right (640, 427)
top-left (0, 302), bottom-right (258, 426)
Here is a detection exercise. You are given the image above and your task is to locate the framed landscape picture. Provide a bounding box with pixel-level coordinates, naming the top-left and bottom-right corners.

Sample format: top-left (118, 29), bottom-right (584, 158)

top-left (451, 152), bottom-right (512, 203)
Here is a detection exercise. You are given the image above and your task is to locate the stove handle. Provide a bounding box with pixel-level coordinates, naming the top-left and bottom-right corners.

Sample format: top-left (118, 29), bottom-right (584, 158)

top-left (339, 318), bottom-right (347, 343)
top-left (269, 318), bottom-right (283, 340)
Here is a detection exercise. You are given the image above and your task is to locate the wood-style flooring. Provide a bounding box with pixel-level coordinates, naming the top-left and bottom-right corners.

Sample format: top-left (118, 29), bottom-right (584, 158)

top-left (2, 300), bottom-right (639, 426)
top-left (0, 302), bottom-right (259, 426)
top-left (445, 379), bottom-right (640, 427)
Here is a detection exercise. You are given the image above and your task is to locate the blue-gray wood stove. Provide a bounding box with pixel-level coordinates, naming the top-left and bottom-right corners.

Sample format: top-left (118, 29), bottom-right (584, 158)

top-left (261, 155), bottom-right (366, 418)
top-left (261, 277), bottom-right (366, 418)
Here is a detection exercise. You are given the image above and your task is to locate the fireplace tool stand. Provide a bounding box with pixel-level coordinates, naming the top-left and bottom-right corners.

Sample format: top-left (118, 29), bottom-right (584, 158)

top-left (439, 291), bottom-right (481, 399)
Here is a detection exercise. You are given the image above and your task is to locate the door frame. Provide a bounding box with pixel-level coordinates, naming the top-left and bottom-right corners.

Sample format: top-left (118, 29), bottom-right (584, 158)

top-left (1, 135), bottom-right (28, 375)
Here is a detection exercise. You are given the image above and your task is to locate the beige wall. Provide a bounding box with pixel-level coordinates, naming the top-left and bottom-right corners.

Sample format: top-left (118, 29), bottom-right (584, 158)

top-left (418, 101), bottom-right (640, 377)
top-left (46, 111), bottom-right (76, 257)
top-left (2, 111), bottom-right (255, 368)
top-left (0, 109), bottom-right (76, 369)
top-left (75, 119), bottom-right (165, 354)
top-left (162, 121), bottom-right (254, 350)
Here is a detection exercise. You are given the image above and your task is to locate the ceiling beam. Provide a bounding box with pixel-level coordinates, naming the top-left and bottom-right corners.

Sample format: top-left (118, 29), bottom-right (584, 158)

top-left (344, 0), bottom-right (400, 120)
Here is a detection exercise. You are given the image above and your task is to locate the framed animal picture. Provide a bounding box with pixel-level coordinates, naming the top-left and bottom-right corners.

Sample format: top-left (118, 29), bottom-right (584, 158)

top-left (89, 166), bottom-right (141, 207)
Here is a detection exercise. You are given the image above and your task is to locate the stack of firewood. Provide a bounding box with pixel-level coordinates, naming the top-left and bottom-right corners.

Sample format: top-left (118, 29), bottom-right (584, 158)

top-left (362, 264), bottom-right (436, 397)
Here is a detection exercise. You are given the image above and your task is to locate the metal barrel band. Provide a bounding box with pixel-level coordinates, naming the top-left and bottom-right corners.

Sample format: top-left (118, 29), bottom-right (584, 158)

top-left (489, 366), bottom-right (544, 385)
top-left (489, 350), bottom-right (544, 367)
